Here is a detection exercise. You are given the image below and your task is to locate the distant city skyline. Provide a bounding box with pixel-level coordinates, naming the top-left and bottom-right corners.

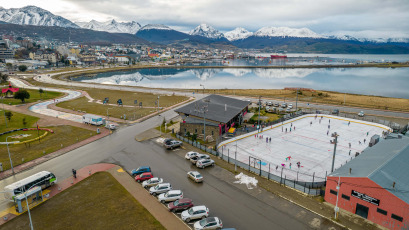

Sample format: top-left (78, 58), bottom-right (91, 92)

top-left (1, 0), bottom-right (409, 38)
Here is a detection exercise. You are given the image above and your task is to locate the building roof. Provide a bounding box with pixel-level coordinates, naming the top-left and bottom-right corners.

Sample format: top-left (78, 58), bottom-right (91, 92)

top-left (329, 135), bottom-right (409, 204)
top-left (175, 95), bottom-right (250, 124)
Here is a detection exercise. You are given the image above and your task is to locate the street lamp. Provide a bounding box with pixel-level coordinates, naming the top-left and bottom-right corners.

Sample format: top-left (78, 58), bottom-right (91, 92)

top-left (158, 115), bottom-right (164, 136)
top-left (201, 99), bottom-right (210, 142)
top-left (331, 132), bottom-right (339, 173)
top-left (6, 135), bottom-right (18, 174)
top-left (295, 88), bottom-right (299, 112)
top-left (200, 84), bottom-right (205, 98)
top-left (23, 182), bottom-right (44, 230)
top-left (106, 107), bottom-right (114, 121)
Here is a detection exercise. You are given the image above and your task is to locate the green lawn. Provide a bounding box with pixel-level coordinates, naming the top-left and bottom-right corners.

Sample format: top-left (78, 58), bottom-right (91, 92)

top-left (0, 129), bottom-right (46, 142)
top-left (0, 110), bottom-right (40, 133)
top-left (56, 97), bottom-right (156, 120)
top-left (2, 172), bottom-right (165, 230)
top-left (0, 89), bottom-right (62, 105)
top-left (0, 125), bottom-right (97, 171)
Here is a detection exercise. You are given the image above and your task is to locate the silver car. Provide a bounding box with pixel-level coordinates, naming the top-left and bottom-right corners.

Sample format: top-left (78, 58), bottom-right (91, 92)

top-left (149, 183), bottom-right (172, 196)
top-left (187, 171), bottom-right (203, 183)
top-left (196, 159), bottom-right (215, 169)
top-left (181, 205), bottom-right (209, 222)
top-left (190, 154), bottom-right (210, 165)
top-left (194, 217), bottom-right (223, 230)
top-left (158, 190), bottom-right (183, 203)
top-left (185, 151), bottom-right (200, 160)
top-left (142, 177), bottom-right (163, 188)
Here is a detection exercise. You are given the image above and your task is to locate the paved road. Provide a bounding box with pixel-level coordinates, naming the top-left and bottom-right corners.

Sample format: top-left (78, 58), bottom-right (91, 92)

top-left (0, 108), bottom-right (342, 229)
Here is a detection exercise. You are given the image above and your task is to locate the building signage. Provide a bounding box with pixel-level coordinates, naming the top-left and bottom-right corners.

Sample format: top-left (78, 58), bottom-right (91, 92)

top-left (351, 190), bottom-right (380, 206)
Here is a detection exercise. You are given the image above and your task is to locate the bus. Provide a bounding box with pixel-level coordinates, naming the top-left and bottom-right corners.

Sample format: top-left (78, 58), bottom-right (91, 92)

top-left (4, 171), bottom-right (57, 201)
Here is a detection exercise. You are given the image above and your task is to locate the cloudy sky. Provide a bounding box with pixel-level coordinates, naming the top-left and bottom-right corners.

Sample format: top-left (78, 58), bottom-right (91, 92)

top-left (2, 0), bottom-right (409, 37)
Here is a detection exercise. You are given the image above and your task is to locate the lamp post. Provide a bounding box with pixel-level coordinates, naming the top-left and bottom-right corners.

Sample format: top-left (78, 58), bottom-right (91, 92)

top-left (257, 96), bottom-right (262, 131)
top-left (158, 115), bottom-right (163, 136)
top-left (295, 88), bottom-right (299, 112)
top-left (106, 107), bottom-right (114, 122)
top-left (23, 182), bottom-right (43, 230)
top-left (334, 176), bottom-right (341, 220)
top-left (2, 96), bottom-right (7, 128)
top-left (200, 84), bottom-right (205, 98)
top-left (6, 135), bottom-right (17, 174)
top-left (331, 132), bottom-right (339, 173)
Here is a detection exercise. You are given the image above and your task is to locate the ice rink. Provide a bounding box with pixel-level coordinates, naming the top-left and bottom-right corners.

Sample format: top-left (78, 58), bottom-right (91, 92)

top-left (218, 114), bottom-right (391, 182)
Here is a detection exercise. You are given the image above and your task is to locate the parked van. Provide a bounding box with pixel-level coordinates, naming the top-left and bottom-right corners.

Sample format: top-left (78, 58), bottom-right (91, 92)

top-left (82, 114), bottom-right (104, 125)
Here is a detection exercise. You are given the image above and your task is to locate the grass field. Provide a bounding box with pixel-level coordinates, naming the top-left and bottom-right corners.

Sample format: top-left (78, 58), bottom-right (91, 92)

top-left (0, 125), bottom-right (97, 171)
top-left (0, 110), bottom-right (40, 133)
top-left (1, 172), bottom-right (165, 230)
top-left (0, 88), bottom-right (62, 105)
top-left (56, 97), bottom-right (156, 120)
top-left (0, 130), bottom-right (47, 142)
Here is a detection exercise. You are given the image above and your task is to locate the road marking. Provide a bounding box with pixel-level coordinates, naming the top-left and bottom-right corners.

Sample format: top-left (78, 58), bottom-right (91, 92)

top-left (117, 168), bottom-right (124, 173)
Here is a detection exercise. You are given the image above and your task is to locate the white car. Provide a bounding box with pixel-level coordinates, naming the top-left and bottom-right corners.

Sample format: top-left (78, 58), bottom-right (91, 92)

top-left (358, 111), bottom-right (365, 117)
top-left (194, 217), bottom-right (223, 230)
top-left (185, 151), bottom-right (200, 160)
top-left (158, 190), bottom-right (183, 203)
top-left (149, 183), bottom-right (172, 196)
top-left (288, 104), bottom-right (293, 109)
top-left (266, 101), bottom-right (273, 106)
top-left (281, 103), bottom-right (287, 108)
top-left (106, 123), bottom-right (116, 130)
top-left (142, 177), bottom-right (163, 188)
top-left (181, 205), bottom-right (209, 222)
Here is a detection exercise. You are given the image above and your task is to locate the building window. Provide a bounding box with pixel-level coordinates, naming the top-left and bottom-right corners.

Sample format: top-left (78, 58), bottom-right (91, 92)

top-left (377, 208), bottom-right (387, 216)
top-left (391, 214), bottom-right (403, 222)
top-left (184, 128), bottom-right (186, 133)
top-left (212, 131), bottom-right (214, 135)
top-left (202, 129), bottom-right (204, 134)
top-left (341, 194), bottom-right (350, 200)
top-left (330, 189), bottom-right (337, 195)
top-left (195, 129), bottom-right (197, 133)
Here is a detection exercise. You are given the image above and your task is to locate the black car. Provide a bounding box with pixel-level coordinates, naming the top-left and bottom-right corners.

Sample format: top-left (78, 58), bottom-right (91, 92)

top-left (332, 109), bottom-right (339, 115)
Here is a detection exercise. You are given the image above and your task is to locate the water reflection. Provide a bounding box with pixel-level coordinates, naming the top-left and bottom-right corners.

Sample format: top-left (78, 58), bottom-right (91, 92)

top-left (75, 67), bottom-right (409, 99)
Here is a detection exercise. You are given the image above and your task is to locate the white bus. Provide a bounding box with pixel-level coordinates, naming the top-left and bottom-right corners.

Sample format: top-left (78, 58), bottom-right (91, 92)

top-left (4, 171), bottom-right (57, 201)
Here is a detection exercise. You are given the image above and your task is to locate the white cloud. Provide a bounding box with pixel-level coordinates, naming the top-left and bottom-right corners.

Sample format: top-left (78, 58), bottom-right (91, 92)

top-left (2, 0), bottom-right (409, 37)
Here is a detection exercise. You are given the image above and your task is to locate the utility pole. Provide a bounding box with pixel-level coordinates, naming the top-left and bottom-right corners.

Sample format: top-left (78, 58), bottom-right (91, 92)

top-left (334, 176), bottom-right (341, 219)
top-left (295, 88), bottom-right (299, 112)
top-left (331, 133), bottom-right (339, 173)
top-left (257, 96), bottom-right (262, 131)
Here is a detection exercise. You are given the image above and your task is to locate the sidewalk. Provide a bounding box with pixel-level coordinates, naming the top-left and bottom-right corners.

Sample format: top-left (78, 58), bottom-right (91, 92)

top-left (0, 128), bottom-right (110, 180)
top-left (0, 163), bottom-right (189, 230)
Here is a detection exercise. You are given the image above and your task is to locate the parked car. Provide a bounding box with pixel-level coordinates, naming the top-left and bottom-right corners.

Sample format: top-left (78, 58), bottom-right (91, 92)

top-left (165, 140), bottom-right (183, 149)
top-left (142, 177), bottom-right (163, 188)
top-left (273, 102), bottom-right (279, 107)
top-left (266, 101), bottom-right (273, 106)
top-left (135, 172), bottom-right (153, 183)
top-left (181, 205), bottom-right (209, 222)
top-left (288, 104), bottom-right (293, 109)
top-left (149, 183), bottom-right (172, 196)
top-left (158, 190), bottom-right (183, 203)
top-left (358, 111), bottom-right (365, 117)
top-left (332, 109), bottom-right (340, 115)
top-left (105, 123), bottom-right (116, 130)
top-left (194, 217), bottom-right (223, 230)
top-left (131, 166), bottom-right (151, 177)
top-left (190, 154), bottom-right (211, 165)
top-left (281, 103), bottom-right (287, 108)
top-left (185, 151), bottom-right (200, 160)
top-left (187, 171), bottom-right (203, 183)
top-left (285, 108), bottom-right (291, 112)
top-left (196, 159), bottom-right (215, 169)
top-left (168, 198), bottom-right (194, 212)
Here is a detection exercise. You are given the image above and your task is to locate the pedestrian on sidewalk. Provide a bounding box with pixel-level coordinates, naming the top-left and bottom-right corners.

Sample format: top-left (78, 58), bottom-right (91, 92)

top-left (72, 169), bottom-right (77, 179)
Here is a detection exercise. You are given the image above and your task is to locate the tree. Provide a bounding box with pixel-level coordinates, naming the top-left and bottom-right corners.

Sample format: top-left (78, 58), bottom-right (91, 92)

top-left (0, 73), bottom-right (8, 83)
top-left (22, 117), bottom-right (27, 127)
top-left (18, 65), bottom-right (28, 72)
top-left (5, 111), bottom-right (13, 122)
top-left (6, 63), bottom-right (12, 71)
top-left (14, 90), bottom-right (30, 103)
top-left (39, 88), bottom-right (44, 99)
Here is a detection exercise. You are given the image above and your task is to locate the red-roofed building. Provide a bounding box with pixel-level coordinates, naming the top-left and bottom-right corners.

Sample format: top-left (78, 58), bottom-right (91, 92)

top-left (1, 82), bottom-right (19, 97)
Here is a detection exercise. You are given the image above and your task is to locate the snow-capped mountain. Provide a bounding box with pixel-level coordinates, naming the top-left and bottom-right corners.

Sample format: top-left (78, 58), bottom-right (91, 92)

top-left (327, 33), bottom-right (409, 43)
top-left (254, 27), bottom-right (324, 38)
top-left (224, 27), bottom-right (253, 41)
top-left (139, 24), bottom-right (172, 31)
top-left (76, 19), bottom-right (141, 34)
top-left (0, 6), bottom-right (79, 28)
top-left (189, 24), bottom-right (224, 39)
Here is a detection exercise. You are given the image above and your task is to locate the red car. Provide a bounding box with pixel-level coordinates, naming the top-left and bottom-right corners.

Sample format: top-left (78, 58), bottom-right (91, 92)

top-left (135, 172), bottom-right (153, 182)
top-left (167, 198), bottom-right (194, 212)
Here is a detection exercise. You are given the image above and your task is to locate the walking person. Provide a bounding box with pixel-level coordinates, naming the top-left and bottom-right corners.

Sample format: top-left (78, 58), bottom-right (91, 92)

top-left (348, 121), bottom-right (350, 126)
top-left (72, 169), bottom-right (77, 179)
top-left (349, 142), bottom-right (351, 148)
top-left (327, 130), bottom-right (329, 136)
top-left (364, 139), bottom-right (366, 144)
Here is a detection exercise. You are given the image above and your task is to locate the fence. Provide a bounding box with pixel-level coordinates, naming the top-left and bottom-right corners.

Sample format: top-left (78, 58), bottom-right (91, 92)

top-left (176, 131), bottom-right (325, 196)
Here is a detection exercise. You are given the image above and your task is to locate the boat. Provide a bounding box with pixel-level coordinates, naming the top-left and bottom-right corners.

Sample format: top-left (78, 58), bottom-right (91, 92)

top-left (271, 53), bottom-right (287, 59)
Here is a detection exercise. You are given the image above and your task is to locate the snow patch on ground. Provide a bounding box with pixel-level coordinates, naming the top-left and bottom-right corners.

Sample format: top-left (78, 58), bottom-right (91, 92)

top-left (156, 138), bottom-right (166, 144)
top-left (234, 173), bottom-right (258, 189)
